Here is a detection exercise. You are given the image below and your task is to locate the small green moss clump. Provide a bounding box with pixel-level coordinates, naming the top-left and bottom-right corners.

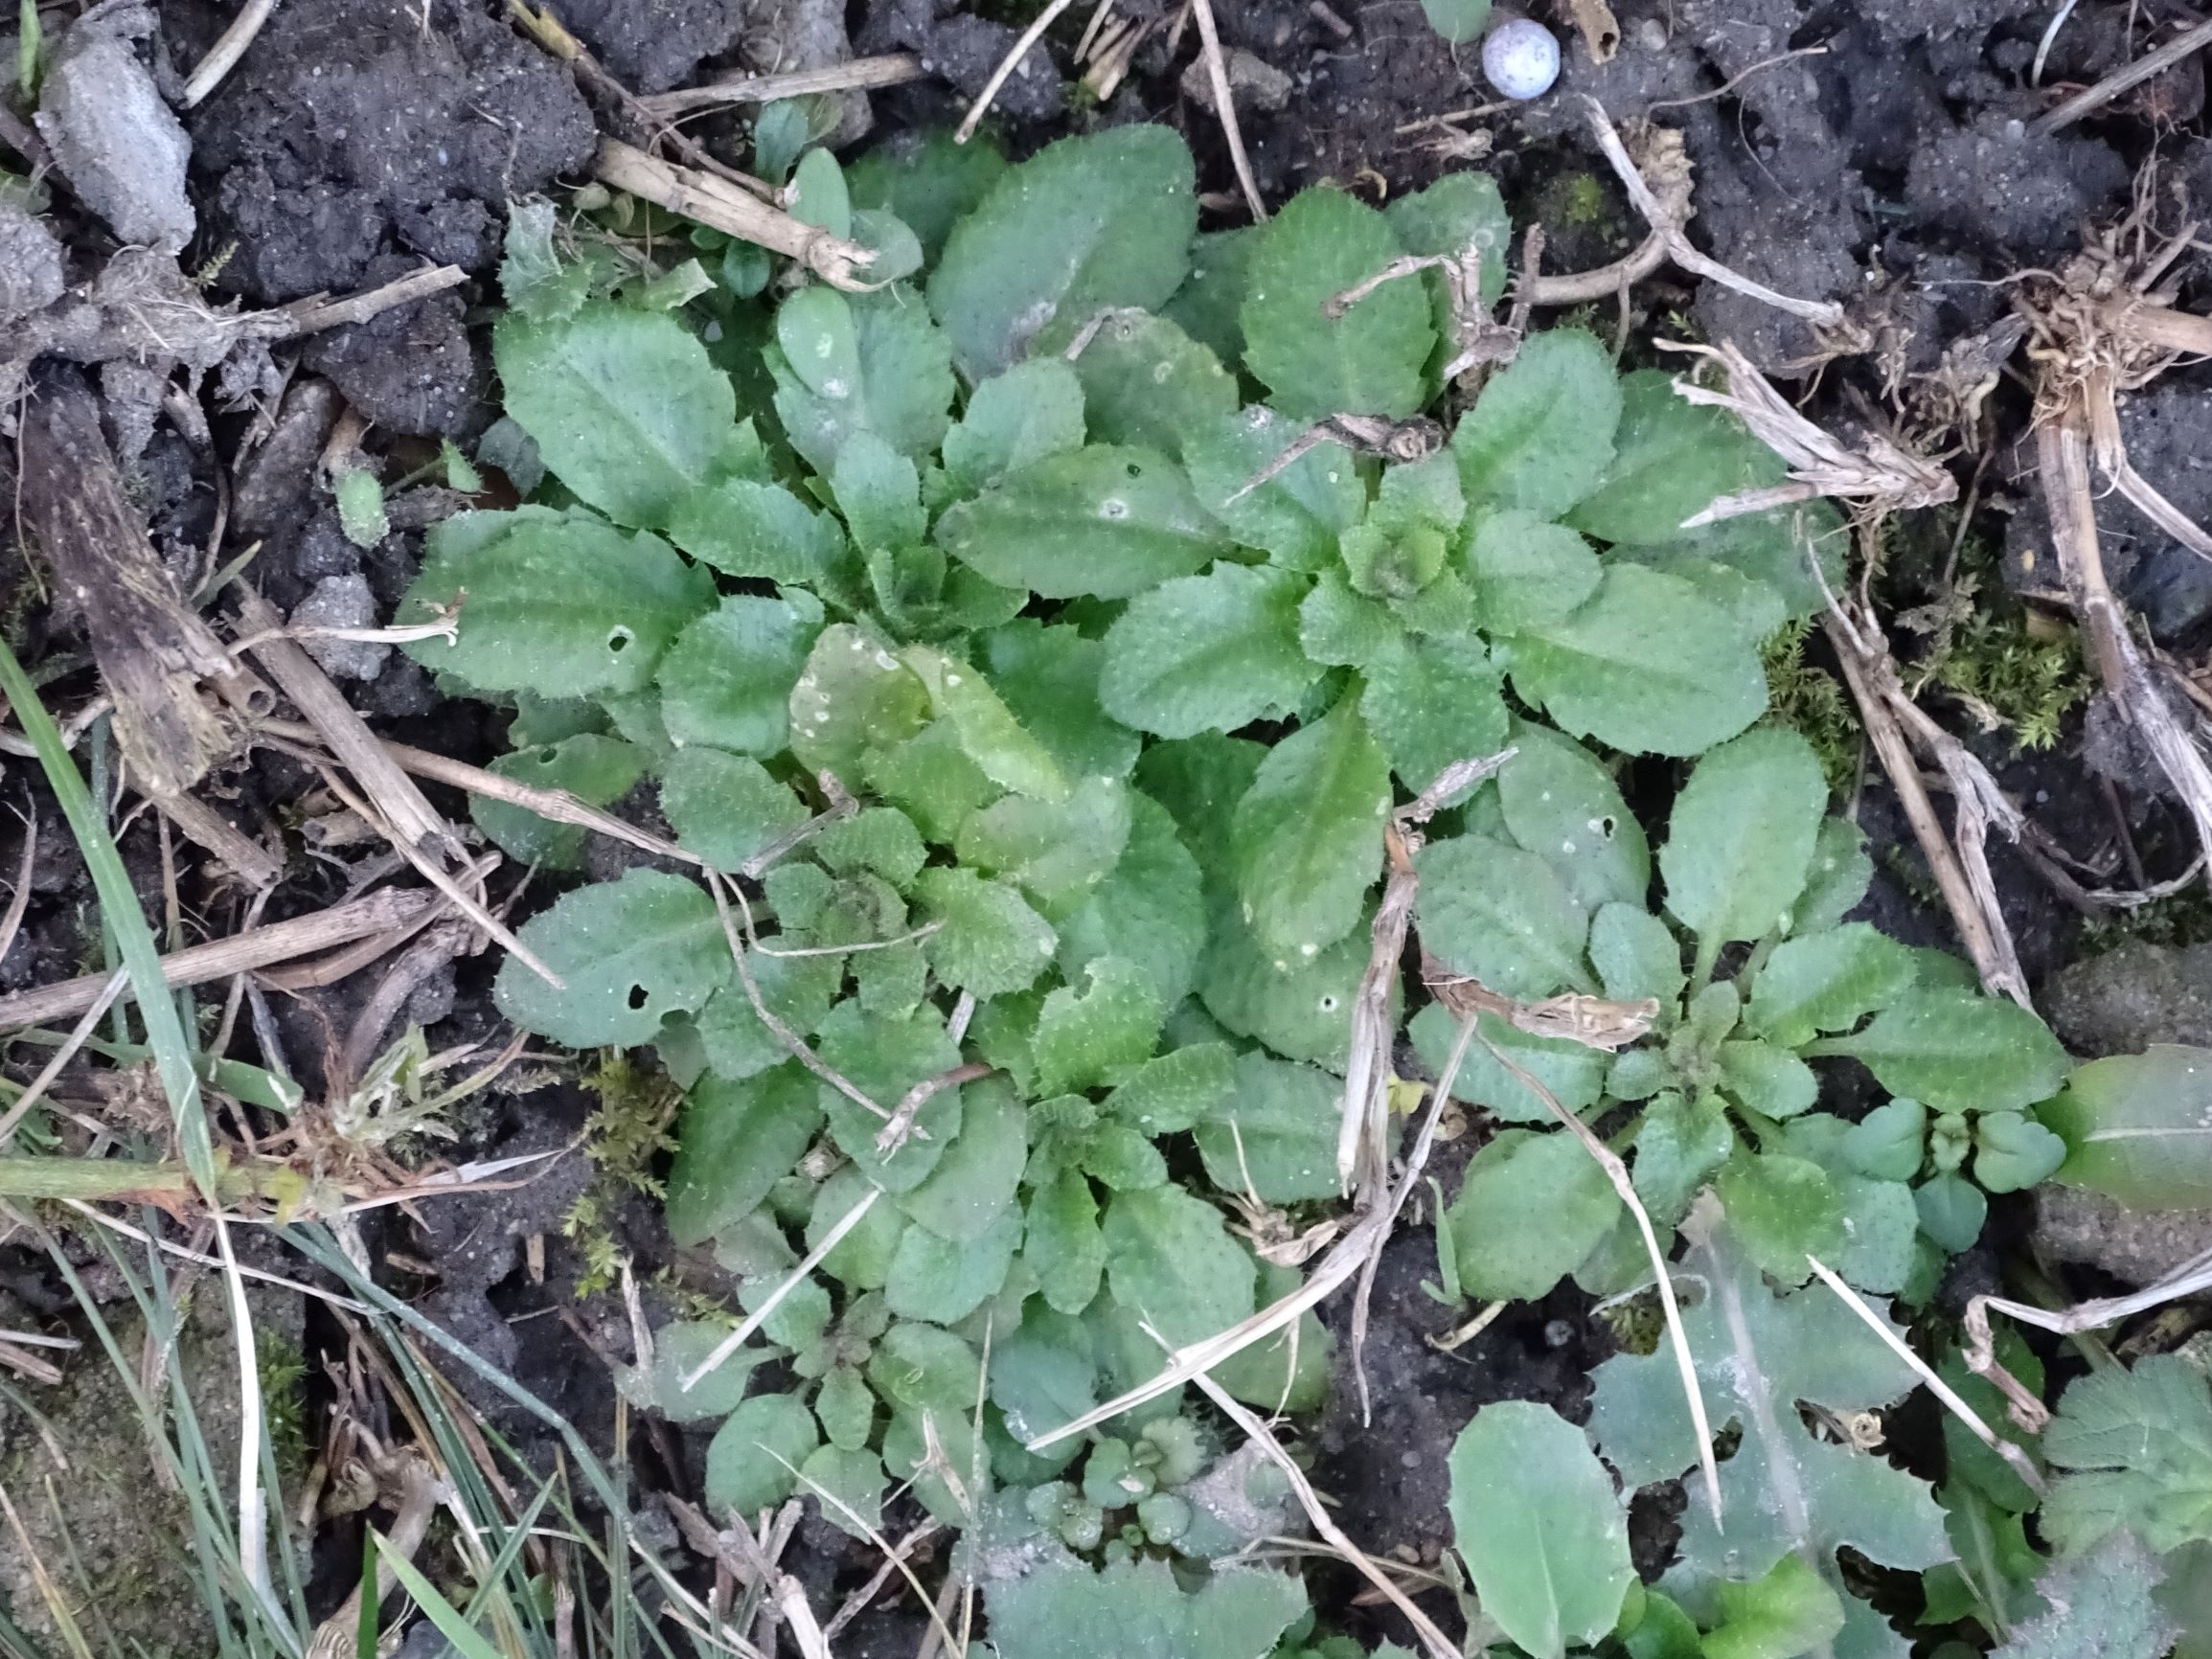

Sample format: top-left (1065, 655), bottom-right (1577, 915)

top-left (562, 1050), bottom-right (678, 1296)
top-left (1761, 621), bottom-right (1859, 794)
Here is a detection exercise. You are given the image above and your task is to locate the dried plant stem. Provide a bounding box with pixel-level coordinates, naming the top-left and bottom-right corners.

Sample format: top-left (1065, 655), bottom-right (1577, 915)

top-left (1179, 1358), bottom-right (1460, 1659)
top-left (877, 1063), bottom-right (994, 1156)
top-left (681, 1187), bottom-right (882, 1394)
top-left (0, 968), bottom-right (127, 1147)
top-left (148, 790), bottom-right (283, 891)
top-left (2036, 412), bottom-right (2212, 878)
top-left (1822, 613), bottom-right (2032, 1003)
top-left (1805, 1256), bottom-right (2044, 1495)
top-left (1030, 1011), bottom-right (1480, 1451)
top-left (0, 812), bottom-right (35, 975)
top-left (0, 886), bottom-right (441, 1030)
top-left (1190, 0), bottom-right (1267, 221)
top-left (596, 140), bottom-right (879, 290)
top-left (642, 53), bottom-right (925, 115)
top-left (1476, 1034), bottom-right (1722, 1526)
top-left (283, 265), bottom-right (467, 336)
top-left (957, 0), bottom-right (1080, 142)
top-left (2033, 16), bottom-right (2212, 131)
top-left (183, 0), bottom-right (278, 105)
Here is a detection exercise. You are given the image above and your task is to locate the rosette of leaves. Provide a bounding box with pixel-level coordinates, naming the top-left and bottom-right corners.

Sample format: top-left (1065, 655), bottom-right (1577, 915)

top-left (395, 119), bottom-right (1922, 1571)
top-left (1412, 723), bottom-right (2071, 1304)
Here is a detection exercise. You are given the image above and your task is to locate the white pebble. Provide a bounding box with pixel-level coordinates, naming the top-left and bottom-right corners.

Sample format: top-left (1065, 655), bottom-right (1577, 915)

top-left (1483, 17), bottom-right (1561, 101)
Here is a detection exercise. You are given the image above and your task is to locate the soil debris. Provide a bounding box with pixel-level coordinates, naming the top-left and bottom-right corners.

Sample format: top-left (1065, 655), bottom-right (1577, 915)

top-left (34, 4), bottom-right (195, 254)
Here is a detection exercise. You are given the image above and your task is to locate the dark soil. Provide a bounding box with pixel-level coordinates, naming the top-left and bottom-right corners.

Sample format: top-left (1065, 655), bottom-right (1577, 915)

top-left (7, 0), bottom-right (2212, 1645)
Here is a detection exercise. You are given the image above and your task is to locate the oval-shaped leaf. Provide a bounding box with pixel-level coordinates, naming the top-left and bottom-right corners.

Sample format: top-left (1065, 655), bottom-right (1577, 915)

top-left (472, 735), bottom-right (644, 872)
top-left (1070, 311), bottom-right (1238, 460)
top-left (705, 1394), bottom-right (820, 1517)
top-left (667, 1063), bottom-right (823, 1245)
top-left (2039, 1044), bottom-right (2212, 1208)
top-left (1448, 1400), bottom-right (1635, 1659)
top-left (494, 303), bottom-right (737, 528)
top-left (494, 870), bottom-right (730, 1046)
top-left (1496, 723), bottom-right (1649, 911)
top-left (1452, 329), bottom-right (1623, 520)
top-left (1416, 832), bottom-right (1592, 999)
top-left (1746, 922), bottom-right (1918, 1049)
top-left (1100, 563), bottom-right (1317, 738)
top-left (1823, 988), bottom-right (2071, 1115)
top-left (1242, 188), bottom-right (1434, 420)
top-left (1565, 369), bottom-right (1787, 546)
top-left (659, 596), bottom-right (821, 756)
top-left (935, 445), bottom-right (1225, 600)
top-left (1508, 564), bottom-right (1767, 757)
top-left (928, 126), bottom-right (1197, 380)
top-left (1447, 1128), bottom-right (1622, 1301)
top-left (1193, 1052), bottom-right (1341, 1202)
top-left (1228, 696), bottom-right (1391, 961)
top-left (1101, 1184), bottom-right (1256, 1347)
top-left (1661, 725), bottom-right (1828, 951)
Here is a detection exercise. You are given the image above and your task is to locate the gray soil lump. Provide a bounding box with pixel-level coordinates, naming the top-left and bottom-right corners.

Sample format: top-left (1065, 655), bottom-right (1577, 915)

top-left (34, 6), bottom-right (195, 253)
top-left (186, 0), bottom-right (595, 304)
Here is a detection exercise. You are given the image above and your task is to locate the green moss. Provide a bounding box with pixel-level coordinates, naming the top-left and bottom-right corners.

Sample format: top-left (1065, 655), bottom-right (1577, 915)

top-left (257, 1332), bottom-right (310, 1485)
top-left (1928, 611), bottom-right (2087, 752)
top-left (561, 1050), bottom-right (679, 1296)
top-left (1559, 172), bottom-right (1609, 227)
top-left (2081, 883), bottom-right (2212, 955)
top-left (1760, 621), bottom-right (1859, 794)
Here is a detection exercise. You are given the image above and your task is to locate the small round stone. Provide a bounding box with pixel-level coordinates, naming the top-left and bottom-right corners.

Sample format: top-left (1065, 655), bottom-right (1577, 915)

top-left (1482, 17), bottom-right (1562, 101)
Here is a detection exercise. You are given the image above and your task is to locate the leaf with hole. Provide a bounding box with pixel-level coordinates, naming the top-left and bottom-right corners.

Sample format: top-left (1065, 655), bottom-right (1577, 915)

top-left (471, 735), bottom-right (644, 872)
top-left (494, 870), bottom-right (729, 1047)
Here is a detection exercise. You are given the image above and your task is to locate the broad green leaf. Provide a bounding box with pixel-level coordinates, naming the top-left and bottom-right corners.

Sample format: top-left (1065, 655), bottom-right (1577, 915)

top-left (1057, 792), bottom-right (1207, 1009)
top-left (934, 445), bottom-right (1225, 600)
top-left (816, 807), bottom-right (927, 892)
top-left (899, 1076), bottom-right (1027, 1242)
top-left (1718, 1040), bottom-right (1819, 1119)
top-left (1632, 1091), bottom-right (1735, 1223)
top-left (830, 430), bottom-right (924, 552)
top-left (495, 870), bottom-right (728, 1046)
top-left (1714, 1149), bottom-right (1844, 1284)
top-left (1828, 1170), bottom-right (1921, 1296)
top-left (884, 1210), bottom-right (1022, 1324)
top-left (1819, 989), bottom-right (2070, 1115)
top-left (1026, 1167), bottom-right (1107, 1315)
top-left (981, 621), bottom-right (1141, 781)
top-left (1790, 816), bottom-right (1875, 936)
top-left (2042, 1356), bottom-right (2212, 1555)
top-left (2039, 1045), bottom-right (2212, 1208)
top-left (881, 1405), bottom-right (982, 1523)
top-left (1416, 832), bottom-right (1592, 999)
top-left (1589, 901), bottom-right (1686, 1007)
top-left (1842, 1099), bottom-right (1927, 1183)
top-left (1448, 1400), bottom-right (1634, 1659)
top-left (1300, 569), bottom-right (1401, 668)
top-left (1193, 1052), bottom-right (1339, 1202)
top-left (1588, 1223), bottom-right (1946, 1614)
top-left (1448, 1128), bottom-right (1622, 1301)
top-left (1702, 1552), bottom-right (1845, 1659)
top-left (928, 126), bottom-right (1196, 379)
top-left (658, 595), bottom-right (820, 756)
top-left (1994, 1532), bottom-right (2178, 1659)
top-left (1163, 225), bottom-right (1256, 368)
top-left (1361, 631), bottom-right (1510, 795)
top-left (705, 1394), bottom-right (819, 1517)
top-left (1420, 0), bottom-right (1491, 44)
top-left (1228, 697), bottom-right (1391, 961)
top-left (1070, 311), bottom-right (1237, 460)
top-left (1199, 906), bottom-right (1368, 1071)
top-left (667, 477), bottom-right (847, 585)
top-left (667, 1064), bottom-right (822, 1245)
top-left (811, 1003), bottom-right (964, 1199)
top-left (1452, 329), bottom-right (1622, 519)
top-left (1080, 1121), bottom-right (1167, 1191)
top-left (494, 303), bottom-right (736, 527)
top-left (1106, 1044), bottom-right (1235, 1136)
top-left (788, 147), bottom-right (851, 236)
top-left (989, 1317), bottom-right (1099, 1451)
top-left (799, 1443), bottom-right (885, 1540)
top-left (903, 643), bottom-right (1068, 802)
top-left (958, 777), bottom-right (1132, 916)
top-left (807, 1166), bottom-right (905, 1288)
top-left (1136, 733), bottom-right (1266, 899)
top-left (1466, 509), bottom-right (1602, 634)
top-left (984, 1558), bottom-right (1306, 1659)
top-left (814, 1363), bottom-right (876, 1452)
top-left (1660, 725), bottom-right (1828, 952)
top-left (1243, 188), bottom-right (1433, 419)
top-left (848, 128), bottom-right (1008, 263)
top-left (1387, 170), bottom-right (1512, 338)
top-left (659, 749), bottom-right (808, 874)
top-left (1508, 564), bottom-right (1768, 757)
top-left (865, 722), bottom-right (999, 843)
top-left (1567, 369), bottom-right (1789, 545)
top-left (1033, 957), bottom-right (1166, 1096)
top-left (787, 623), bottom-right (931, 781)
top-left (618, 1320), bottom-right (764, 1423)
top-left (1102, 1184), bottom-right (1255, 1347)
top-left (404, 511), bottom-right (714, 697)
top-left (1915, 1170), bottom-right (1988, 1253)
top-left (1184, 405), bottom-right (1365, 570)
top-left (944, 358), bottom-right (1087, 493)
top-left (1100, 563), bottom-right (1317, 738)
top-left (1409, 1004), bottom-right (1608, 1124)
top-left (1496, 723), bottom-right (1649, 911)
top-left (1746, 923), bottom-right (1918, 1049)
top-left (868, 1322), bottom-right (980, 1418)
top-left (769, 284), bottom-right (954, 472)
top-left (694, 951), bottom-right (843, 1080)
top-left (914, 867), bottom-right (1058, 997)
top-left (472, 736), bottom-right (644, 872)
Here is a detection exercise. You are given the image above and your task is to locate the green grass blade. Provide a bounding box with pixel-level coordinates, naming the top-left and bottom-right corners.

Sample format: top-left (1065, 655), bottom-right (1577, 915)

top-left (373, 1534), bottom-right (508, 1659)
